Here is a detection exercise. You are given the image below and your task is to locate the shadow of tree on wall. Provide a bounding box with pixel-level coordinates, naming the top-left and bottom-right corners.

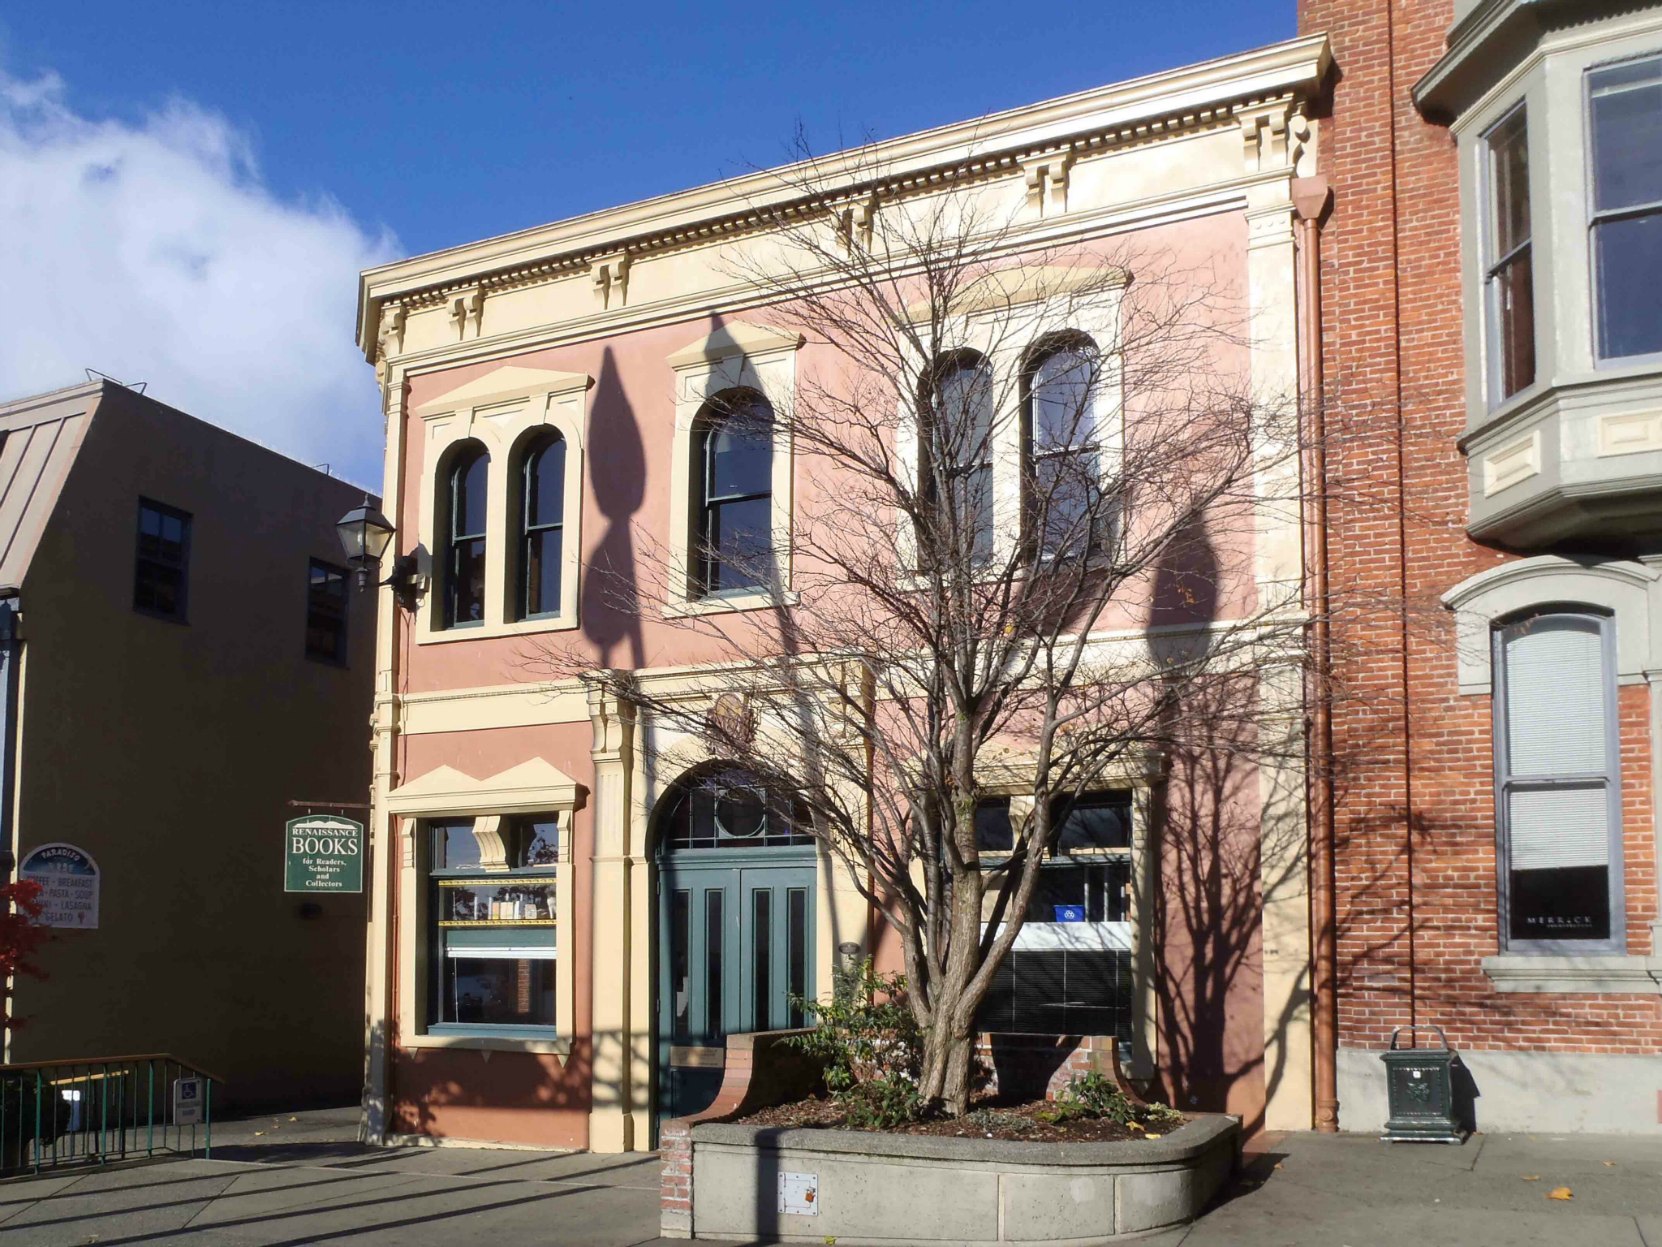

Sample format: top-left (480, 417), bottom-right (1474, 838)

top-left (585, 346), bottom-right (646, 671)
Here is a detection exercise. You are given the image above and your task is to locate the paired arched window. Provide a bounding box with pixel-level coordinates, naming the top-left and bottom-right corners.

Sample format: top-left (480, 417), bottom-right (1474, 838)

top-left (693, 391), bottom-right (774, 596)
top-left (1023, 333), bottom-right (1103, 558)
top-left (1493, 609), bottom-right (1623, 950)
top-left (516, 431), bottom-right (566, 620)
top-left (442, 442), bottom-right (489, 628)
top-left (923, 350), bottom-right (995, 564)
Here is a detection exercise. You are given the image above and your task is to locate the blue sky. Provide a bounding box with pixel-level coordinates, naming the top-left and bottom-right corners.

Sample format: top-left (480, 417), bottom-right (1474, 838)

top-left (0, 1), bottom-right (1292, 482)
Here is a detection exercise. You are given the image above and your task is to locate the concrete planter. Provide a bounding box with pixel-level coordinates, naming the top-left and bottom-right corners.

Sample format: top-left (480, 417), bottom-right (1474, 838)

top-left (667, 1112), bottom-right (1239, 1244)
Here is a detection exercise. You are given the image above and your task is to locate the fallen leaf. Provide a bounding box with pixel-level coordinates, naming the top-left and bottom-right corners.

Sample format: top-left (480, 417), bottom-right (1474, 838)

top-left (1274, 1163), bottom-right (1285, 1170)
top-left (288, 1116), bottom-right (298, 1122)
top-left (1602, 1161), bottom-right (1616, 1167)
top-left (1126, 1121), bottom-right (1145, 1131)
top-left (1522, 1175), bottom-right (1540, 1182)
top-left (1144, 1133), bottom-right (1162, 1140)
top-left (1547, 1187), bottom-right (1573, 1201)
top-left (253, 1131), bottom-right (265, 1137)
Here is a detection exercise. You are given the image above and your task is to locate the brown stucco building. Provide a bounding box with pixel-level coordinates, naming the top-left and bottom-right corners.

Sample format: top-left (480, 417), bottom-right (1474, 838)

top-left (0, 379), bottom-right (375, 1110)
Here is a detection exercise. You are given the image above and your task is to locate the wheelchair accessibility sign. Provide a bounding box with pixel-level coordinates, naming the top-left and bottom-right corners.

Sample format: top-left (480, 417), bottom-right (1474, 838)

top-left (174, 1077), bottom-right (204, 1125)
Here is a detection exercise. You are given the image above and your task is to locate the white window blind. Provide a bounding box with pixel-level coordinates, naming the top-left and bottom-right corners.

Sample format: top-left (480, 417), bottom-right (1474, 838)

top-left (1503, 616), bottom-right (1608, 776)
top-left (1494, 610), bottom-right (1621, 949)
top-left (1506, 785), bottom-right (1609, 871)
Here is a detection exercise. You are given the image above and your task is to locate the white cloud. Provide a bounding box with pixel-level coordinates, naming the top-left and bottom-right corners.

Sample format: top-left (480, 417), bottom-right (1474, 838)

top-left (0, 69), bottom-right (397, 487)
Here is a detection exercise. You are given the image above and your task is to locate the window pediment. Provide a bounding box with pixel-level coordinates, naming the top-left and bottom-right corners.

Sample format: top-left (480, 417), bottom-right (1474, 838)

top-left (666, 323), bottom-right (803, 371)
top-left (386, 758), bottom-right (584, 817)
top-left (414, 365), bottom-right (593, 417)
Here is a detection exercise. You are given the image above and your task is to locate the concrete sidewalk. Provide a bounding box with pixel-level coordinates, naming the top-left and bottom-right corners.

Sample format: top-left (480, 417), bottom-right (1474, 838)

top-left (0, 1108), bottom-right (1656, 1245)
top-left (0, 1108), bottom-right (686, 1247)
top-left (1152, 1129), bottom-right (1662, 1246)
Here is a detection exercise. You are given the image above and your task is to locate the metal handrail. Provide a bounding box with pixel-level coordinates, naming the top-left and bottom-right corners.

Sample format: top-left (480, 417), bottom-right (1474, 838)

top-left (0, 1054), bottom-right (225, 1082)
top-left (0, 1054), bottom-right (221, 1177)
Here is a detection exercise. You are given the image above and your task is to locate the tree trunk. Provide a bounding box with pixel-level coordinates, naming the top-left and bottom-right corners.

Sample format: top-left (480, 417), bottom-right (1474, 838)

top-left (915, 858), bottom-right (993, 1116)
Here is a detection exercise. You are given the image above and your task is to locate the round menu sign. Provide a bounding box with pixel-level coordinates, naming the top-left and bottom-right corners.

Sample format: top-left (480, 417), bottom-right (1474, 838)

top-left (18, 843), bottom-right (100, 929)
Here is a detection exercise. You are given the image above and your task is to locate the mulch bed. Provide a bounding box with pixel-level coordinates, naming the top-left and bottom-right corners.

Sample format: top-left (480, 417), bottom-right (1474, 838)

top-left (736, 1093), bottom-right (1184, 1143)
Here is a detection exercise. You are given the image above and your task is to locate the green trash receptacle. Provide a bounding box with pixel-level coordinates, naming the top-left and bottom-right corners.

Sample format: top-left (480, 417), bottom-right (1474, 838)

top-left (1380, 1025), bottom-right (1467, 1144)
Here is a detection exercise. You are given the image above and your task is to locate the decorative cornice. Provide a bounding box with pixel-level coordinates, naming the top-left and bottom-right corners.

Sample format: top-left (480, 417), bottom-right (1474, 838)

top-left (357, 35), bottom-right (1331, 359)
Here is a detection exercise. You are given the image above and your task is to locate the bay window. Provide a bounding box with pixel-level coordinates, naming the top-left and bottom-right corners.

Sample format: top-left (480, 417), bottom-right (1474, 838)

top-left (1589, 55), bottom-right (1662, 363)
top-left (1483, 105), bottom-right (1535, 404)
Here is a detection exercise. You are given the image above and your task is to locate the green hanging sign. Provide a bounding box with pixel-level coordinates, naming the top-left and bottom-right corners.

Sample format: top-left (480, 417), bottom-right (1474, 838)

top-left (284, 814), bottom-right (365, 894)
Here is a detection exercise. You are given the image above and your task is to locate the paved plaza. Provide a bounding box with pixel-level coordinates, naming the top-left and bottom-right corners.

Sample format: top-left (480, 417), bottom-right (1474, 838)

top-left (0, 1108), bottom-right (1657, 1245)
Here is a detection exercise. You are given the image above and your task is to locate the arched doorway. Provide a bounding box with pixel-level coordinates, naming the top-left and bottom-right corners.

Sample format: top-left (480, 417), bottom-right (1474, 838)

top-left (655, 766), bottom-right (817, 1122)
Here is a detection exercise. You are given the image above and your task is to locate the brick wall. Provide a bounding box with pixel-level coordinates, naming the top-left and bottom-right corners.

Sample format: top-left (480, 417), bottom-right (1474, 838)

top-left (1297, 0), bottom-right (1662, 1067)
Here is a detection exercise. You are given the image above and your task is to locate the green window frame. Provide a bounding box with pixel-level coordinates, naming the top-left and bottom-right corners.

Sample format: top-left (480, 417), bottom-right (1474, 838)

top-left (427, 817), bottom-right (559, 1038)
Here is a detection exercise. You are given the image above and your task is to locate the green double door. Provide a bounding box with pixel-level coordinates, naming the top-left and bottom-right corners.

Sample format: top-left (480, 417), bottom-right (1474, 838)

top-left (656, 852), bottom-right (816, 1122)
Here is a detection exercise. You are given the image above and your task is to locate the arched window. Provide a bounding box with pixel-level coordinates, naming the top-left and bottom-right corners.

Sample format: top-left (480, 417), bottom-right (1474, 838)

top-left (659, 767), bottom-right (813, 852)
top-left (442, 442), bottom-right (489, 628)
top-left (923, 351), bottom-right (995, 565)
top-left (1493, 609), bottom-right (1623, 950)
top-left (1023, 334), bottom-right (1102, 559)
top-left (694, 392), bottom-right (773, 596)
top-left (515, 431), bottom-right (566, 620)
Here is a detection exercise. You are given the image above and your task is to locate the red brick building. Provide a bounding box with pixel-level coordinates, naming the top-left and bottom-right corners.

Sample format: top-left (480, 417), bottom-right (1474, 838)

top-left (1301, 0), bottom-right (1662, 1131)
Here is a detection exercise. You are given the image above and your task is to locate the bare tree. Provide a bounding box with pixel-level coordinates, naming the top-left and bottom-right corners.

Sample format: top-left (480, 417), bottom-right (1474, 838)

top-left (535, 144), bottom-right (1317, 1117)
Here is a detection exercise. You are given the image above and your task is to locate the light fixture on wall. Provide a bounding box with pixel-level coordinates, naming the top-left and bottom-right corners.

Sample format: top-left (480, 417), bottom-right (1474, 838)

top-left (335, 497), bottom-right (420, 605)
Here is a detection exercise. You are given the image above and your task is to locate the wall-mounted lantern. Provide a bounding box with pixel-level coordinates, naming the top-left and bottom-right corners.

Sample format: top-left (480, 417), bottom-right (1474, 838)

top-left (335, 498), bottom-right (420, 606)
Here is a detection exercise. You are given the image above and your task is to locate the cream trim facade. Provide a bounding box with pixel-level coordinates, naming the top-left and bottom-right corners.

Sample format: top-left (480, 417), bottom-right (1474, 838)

top-left (385, 758), bottom-right (582, 1059)
top-left (414, 366), bottom-right (591, 641)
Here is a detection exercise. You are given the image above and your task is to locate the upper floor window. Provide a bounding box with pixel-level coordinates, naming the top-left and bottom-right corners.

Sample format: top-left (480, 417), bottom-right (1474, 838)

top-left (442, 442), bottom-right (488, 628)
top-left (1483, 105), bottom-right (1535, 404)
top-left (1493, 611), bottom-right (1623, 951)
top-left (1589, 56), bottom-right (1662, 362)
top-left (305, 559), bottom-right (349, 664)
top-left (1024, 334), bottom-right (1104, 558)
top-left (922, 351), bottom-right (995, 565)
top-left (134, 498), bottom-right (191, 622)
top-left (693, 392), bottom-right (773, 597)
top-left (515, 432), bottom-right (566, 620)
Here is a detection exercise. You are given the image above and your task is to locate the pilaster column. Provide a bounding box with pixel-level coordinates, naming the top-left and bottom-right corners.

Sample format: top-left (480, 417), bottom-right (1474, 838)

top-left (587, 680), bottom-right (637, 1153)
top-left (1243, 104), bottom-right (1315, 1131)
top-left (363, 371), bottom-right (409, 1145)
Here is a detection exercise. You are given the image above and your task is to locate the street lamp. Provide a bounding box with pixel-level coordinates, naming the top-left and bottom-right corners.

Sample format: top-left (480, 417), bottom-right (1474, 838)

top-left (335, 497), bottom-right (420, 602)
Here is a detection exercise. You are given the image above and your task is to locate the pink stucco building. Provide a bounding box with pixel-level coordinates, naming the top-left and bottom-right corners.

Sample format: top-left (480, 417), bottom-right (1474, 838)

top-left (354, 36), bottom-right (1330, 1152)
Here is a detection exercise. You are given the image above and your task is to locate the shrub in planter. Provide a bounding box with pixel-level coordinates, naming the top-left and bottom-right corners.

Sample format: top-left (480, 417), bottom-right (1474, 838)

top-left (1043, 1072), bottom-right (1185, 1130)
top-left (790, 959), bottom-right (925, 1127)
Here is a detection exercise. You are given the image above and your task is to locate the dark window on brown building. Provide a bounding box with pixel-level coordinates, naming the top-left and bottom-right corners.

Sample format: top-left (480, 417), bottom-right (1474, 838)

top-left (305, 559), bottom-right (349, 664)
top-left (134, 498), bottom-right (191, 621)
